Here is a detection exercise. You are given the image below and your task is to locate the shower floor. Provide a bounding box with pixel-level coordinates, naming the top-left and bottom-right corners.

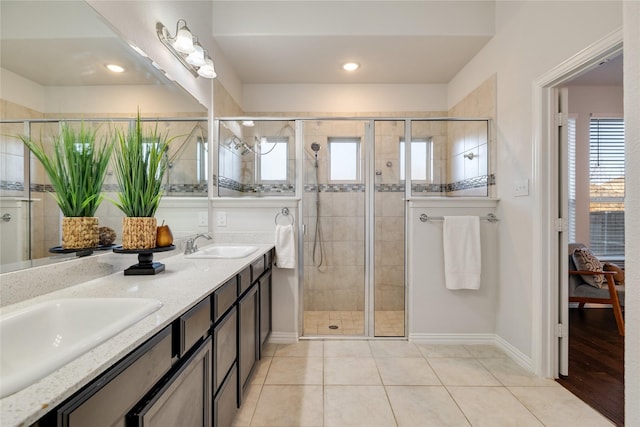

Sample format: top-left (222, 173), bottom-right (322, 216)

top-left (303, 310), bottom-right (405, 337)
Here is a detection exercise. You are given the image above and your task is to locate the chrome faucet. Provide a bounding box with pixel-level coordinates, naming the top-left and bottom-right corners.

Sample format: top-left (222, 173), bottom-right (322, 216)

top-left (184, 233), bottom-right (212, 255)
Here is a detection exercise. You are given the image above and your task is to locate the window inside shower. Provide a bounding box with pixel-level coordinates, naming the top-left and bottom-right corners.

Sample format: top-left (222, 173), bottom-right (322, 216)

top-left (400, 137), bottom-right (432, 182)
top-left (328, 137), bottom-right (361, 182)
top-left (257, 136), bottom-right (289, 182)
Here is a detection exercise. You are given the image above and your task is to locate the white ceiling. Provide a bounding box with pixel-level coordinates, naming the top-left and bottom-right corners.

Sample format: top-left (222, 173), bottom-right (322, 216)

top-left (0, 0), bottom-right (623, 88)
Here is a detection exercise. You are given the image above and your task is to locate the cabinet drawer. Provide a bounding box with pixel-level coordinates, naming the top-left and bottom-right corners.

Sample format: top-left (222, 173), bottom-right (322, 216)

top-left (57, 326), bottom-right (173, 427)
top-left (214, 277), bottom-right (237, 323)
top-left (129, 336), bottom-right (212, 427)
top-left (180, 297), bottom-right (212, 356)
top-left (250, 255), bottom-right (265, 284)
top-left (214, 363), bottom-right (238, 427)
top-left (238, 266), bottom-right (251, 295)
top-left (214, 307), bottom-right (237, 392)
top-left (265, 249), bottom-right (273, 269)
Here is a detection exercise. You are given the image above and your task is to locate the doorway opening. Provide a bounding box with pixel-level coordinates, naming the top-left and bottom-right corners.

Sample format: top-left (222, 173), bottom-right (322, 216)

top-left (533, 29), bottom-right (623, 425)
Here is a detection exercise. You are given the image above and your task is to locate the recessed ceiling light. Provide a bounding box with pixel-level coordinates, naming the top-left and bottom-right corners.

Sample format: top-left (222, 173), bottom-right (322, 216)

top-left (106, 64), bottom-right (125, 73)
top-left (342, 62), bottom-right (360, 72)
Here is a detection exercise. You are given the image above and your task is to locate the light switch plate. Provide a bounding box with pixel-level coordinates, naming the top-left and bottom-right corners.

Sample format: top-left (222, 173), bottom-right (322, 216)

top-left (514, 179), bottom-right (529, 197)
top-left (216, 211), bottom-right (227, 227)
top-left (198, 212), bottom-right (207, 227)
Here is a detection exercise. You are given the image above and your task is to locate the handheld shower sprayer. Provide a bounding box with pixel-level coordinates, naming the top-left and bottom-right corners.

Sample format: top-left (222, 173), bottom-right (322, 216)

top-left (310, 142), bottom-right (321, 168)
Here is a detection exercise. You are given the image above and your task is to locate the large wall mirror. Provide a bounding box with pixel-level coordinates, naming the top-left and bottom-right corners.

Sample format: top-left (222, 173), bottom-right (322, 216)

top-left (0, 1), bottom-right (208, 272)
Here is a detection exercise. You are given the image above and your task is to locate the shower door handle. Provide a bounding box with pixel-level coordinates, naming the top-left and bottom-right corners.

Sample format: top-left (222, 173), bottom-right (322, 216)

top-left (303, 224), bottom-right (307, 235)
top-left (1, 213), bottom-right (11, 222)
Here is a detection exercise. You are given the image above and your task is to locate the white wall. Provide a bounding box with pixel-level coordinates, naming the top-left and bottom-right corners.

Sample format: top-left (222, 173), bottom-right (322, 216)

top-left (243, 84), bottom-right (448, 113)
top-left (408, 199), bottom-right (499, 339)
top-left (0, 67), bottom-right (204, 114)
top-left (623, 1), bottom-right (640, 423)
top-left (447, 0), bottom-right (623, 357)
top-left (567, 85), bottom-right (623, 245)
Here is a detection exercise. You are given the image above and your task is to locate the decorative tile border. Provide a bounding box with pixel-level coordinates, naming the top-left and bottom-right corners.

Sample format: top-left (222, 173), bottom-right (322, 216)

top-left (24, 182), bottom-right (207, 196)
top-left (0, 180), bottom-right (24, 192)
top-left (17, 173), bottom-right (495, 196)
top-left (218, 176), bottom-right (294, 194)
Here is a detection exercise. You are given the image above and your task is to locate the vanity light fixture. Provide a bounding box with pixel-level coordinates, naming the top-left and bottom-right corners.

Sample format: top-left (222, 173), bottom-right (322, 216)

top-left (156, 20), bottom-right (216, 79)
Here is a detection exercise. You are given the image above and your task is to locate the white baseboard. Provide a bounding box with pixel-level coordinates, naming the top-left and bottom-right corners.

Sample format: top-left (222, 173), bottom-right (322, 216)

top-left (408, 333), bottom-right (496, 344)
top-left (493, 334), bottom-right (534, 373)
top-left (410, 332), bottom-right (535, 373)
top-left (267, 331), bottom-right (298, 344)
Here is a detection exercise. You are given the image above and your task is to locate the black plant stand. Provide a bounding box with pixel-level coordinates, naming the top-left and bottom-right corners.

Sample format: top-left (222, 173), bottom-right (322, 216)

top-left (49, 244), bottom-right (115, 258)
top-left (113, 245), bottom-right (175, 275)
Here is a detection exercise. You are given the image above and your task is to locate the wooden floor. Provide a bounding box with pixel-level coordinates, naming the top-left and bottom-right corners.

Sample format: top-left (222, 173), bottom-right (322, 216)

top-left (556, 308), bottom-right (625, 426)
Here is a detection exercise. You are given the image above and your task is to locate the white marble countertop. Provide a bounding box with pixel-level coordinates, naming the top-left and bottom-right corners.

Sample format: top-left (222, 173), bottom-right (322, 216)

top-left (0, 243), bottom-right (274, 427)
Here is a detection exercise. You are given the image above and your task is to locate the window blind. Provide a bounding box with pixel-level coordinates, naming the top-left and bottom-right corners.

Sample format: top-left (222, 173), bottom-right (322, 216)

top-left (589, 117), bottom-right (625, 257)
top-left (568, 118), bottom-right (576, 244)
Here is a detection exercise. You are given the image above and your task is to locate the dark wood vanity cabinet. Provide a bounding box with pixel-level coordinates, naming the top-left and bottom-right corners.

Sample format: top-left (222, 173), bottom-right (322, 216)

top-left (38, 249), bottom-right (273, 427)
top-left (238, 283), bottom-right (258, 403)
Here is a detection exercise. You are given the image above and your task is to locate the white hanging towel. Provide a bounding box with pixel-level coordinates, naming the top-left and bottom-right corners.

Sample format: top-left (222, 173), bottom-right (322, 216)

top-left (443, 216), bottom-right (481, 290)
top-left (275, 224), bottom-right (295, 269)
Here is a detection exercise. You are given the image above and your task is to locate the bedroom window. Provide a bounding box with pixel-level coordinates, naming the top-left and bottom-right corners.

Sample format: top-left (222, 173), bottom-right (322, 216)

top-left (589, 117), bottom-right (624, 257)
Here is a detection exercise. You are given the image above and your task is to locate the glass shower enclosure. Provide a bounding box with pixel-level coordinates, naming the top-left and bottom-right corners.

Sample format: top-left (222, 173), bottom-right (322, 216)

top-left (215, 117), bottom-right (490, 338)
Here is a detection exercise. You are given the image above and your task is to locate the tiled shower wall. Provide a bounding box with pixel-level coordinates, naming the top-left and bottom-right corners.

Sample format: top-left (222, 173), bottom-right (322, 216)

top-left (303, 120), bottom-right (367, 312)
top-left (447, 75), bottom-right (497, 197)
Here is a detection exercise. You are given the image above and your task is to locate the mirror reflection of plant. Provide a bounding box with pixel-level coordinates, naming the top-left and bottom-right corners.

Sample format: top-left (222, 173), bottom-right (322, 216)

top-left (111, 113), bottom-right (172, 217)
top-left (19, 122), bottom-right (113, 217)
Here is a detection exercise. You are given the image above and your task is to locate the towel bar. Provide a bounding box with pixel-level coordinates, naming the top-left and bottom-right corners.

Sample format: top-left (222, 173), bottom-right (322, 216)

top-left (275, 207), bottom-right (295, 225)
top-left (419, 213), bottom-right (499, 223)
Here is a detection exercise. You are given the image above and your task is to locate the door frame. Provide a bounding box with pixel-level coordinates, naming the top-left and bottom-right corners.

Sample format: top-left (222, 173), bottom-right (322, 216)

top-left (531, 29), bottom-right (623, 378)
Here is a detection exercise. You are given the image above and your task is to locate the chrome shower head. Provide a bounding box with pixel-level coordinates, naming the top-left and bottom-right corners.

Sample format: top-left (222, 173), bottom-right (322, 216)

top-left (311, 142), bottom-right (321, 152)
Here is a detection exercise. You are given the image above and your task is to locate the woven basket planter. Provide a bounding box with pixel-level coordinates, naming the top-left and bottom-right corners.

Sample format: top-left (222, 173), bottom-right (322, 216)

top-left (121, 217), bottom-right (157, 250)
top-left (62, 217), bottom-right (99, 249)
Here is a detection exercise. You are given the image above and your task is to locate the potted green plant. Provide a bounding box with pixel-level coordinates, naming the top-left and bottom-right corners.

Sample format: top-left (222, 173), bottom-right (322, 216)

top-left (111, 112), bottom-right (171, 249)
top-left (20, 122), bottom-right (113, 249)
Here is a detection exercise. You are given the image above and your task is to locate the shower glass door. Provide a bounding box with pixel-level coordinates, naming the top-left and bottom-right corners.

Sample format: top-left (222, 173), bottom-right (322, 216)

top-left (373, 120), bottom-right (406, 337)
top-left (302, 120), bottom-right (368, 336)
top-left (301, 119), bottom-right (406, 337)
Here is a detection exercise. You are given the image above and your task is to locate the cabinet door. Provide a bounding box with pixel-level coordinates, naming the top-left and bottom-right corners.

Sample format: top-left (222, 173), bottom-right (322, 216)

top-left (238, 284), bottom-right (258, 404)
top-left (259, 271), bottom-right (272, 354)
top-left (214, 307), bottom-right (237, 392)
top-left (128, 337), bottom-right (212, 427)
top-left (214, 363), bottom-right (238, 427)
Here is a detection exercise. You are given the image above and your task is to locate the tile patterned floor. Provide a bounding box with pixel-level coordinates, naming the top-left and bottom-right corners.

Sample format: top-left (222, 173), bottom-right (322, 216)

top-left (232, 340), bottom-right (613, 427)
top-left (303, 311), bottom-right (405, 337)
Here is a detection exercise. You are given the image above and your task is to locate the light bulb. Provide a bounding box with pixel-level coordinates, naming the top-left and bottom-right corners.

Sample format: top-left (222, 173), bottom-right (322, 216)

top-left (173, 23), bottom-right (195, 53)
top-left (186, 43), bottom-right (206, 67)
top-left (197, 58), bottom-right (217, 78)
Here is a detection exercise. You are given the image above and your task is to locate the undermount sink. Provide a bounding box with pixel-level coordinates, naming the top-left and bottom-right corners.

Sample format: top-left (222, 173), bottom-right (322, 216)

top-left (0, 297), bottom-right (162, 398)
top-left (185, 245), bottom-right (258, 259)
